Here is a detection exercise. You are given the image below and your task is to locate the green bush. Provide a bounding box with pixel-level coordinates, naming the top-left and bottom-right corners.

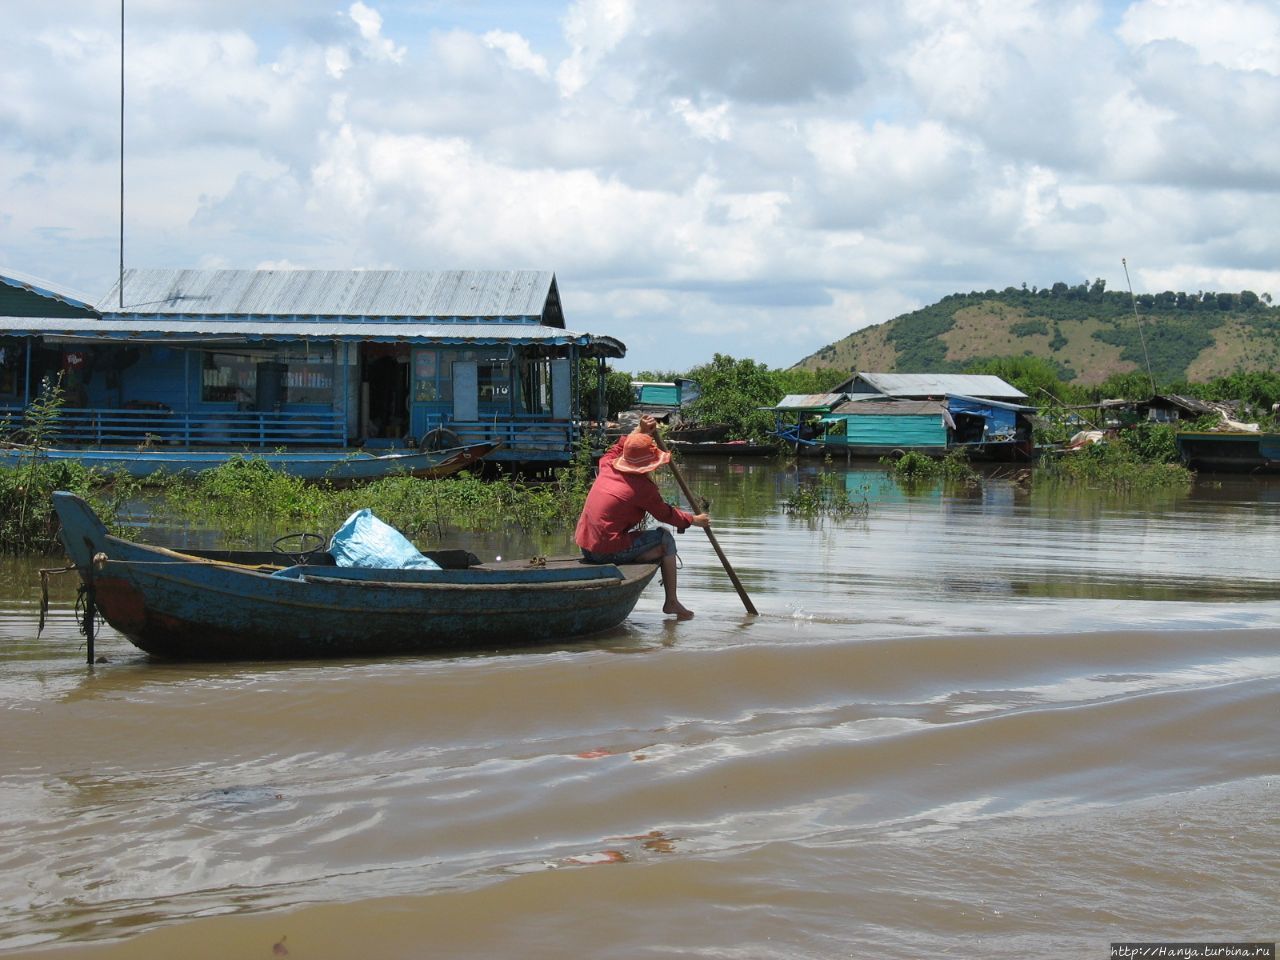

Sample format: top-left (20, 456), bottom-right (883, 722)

top-left (1038, 439), bottom-right (1192, 490)
top-left (682, 354), bottom-right (784, 442)
top-left (883, 450), bottom-right (938, 481)
top-left (1118, 423), bottom-right (1180, 464)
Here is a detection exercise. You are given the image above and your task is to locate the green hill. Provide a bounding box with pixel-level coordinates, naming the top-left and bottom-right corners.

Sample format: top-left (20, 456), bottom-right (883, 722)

top-left (792, 282), bottom-right (1280, 386)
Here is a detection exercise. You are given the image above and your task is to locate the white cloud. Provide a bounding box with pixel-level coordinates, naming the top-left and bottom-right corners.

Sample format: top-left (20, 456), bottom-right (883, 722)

top-left (1138, 265), bottom-right (1280, 296)
top-left (348, 2), bottom-right (405, 64)
top-left (325, 46), bottom-right (352, 80)
top-left (556, 0), bottom-right (636, 97)
top-left (483, 30), bottom-right (550, 79)
top-left (1120, 0), bottom-right (1280, 74)
top-left (2, 1), bottom-right (1278, 370)
top-left (671, 98), bottom-right (731, 142)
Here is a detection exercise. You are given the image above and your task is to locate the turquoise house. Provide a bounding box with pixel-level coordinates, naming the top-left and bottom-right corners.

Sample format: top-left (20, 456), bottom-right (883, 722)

top-left (821, 400), bottom-right (950, 455)
top-left (818, 372), bottom-right (1036, 461)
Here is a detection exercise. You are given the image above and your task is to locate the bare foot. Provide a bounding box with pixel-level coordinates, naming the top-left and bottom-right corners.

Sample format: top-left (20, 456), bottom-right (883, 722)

top-left (663, 601), bottom-right (695, 621)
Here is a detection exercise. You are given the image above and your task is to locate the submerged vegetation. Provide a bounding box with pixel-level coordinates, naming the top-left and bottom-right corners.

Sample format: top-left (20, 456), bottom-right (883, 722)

top-left (884, 449), bottom-right (980, 485)
top-left (784, 472), bottom-right (868, 520)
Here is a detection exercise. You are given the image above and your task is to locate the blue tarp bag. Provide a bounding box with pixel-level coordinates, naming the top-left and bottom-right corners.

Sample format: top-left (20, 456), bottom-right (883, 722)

top-left (328, 508), bottom-right (441, 570)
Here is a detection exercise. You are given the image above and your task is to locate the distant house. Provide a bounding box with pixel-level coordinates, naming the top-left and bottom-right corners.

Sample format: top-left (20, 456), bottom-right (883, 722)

top-left (0, 268), bottom-right (624, 465)
top-left (1134, 394), bottom-right (1222, 424)
top-left (766, 393), bottom-right (849, 449)
top-left (629, 378), bottom-right (700, 410)
top-left (818, 372), bottom-right (1035, 460)
top-left (833, 371), bottom-right (1029, 403)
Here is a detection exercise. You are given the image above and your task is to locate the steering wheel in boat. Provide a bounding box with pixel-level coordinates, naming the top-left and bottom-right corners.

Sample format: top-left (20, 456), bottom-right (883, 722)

top-left (271, 532), bottom-right (327, 565)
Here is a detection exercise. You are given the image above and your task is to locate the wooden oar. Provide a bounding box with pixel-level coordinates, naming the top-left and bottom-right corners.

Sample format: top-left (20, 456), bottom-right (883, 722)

top-left (654, 433), bottom-right (758, 616)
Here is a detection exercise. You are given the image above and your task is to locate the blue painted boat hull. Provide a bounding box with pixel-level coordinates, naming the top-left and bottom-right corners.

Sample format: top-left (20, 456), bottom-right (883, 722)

top-left (2, 442), bottom-right (499, 482)
top-left (53, 492), bottom-right (657, 660)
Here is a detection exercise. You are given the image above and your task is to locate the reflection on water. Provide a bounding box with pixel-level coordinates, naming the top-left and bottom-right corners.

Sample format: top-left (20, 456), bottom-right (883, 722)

top-left (1, 460), bottom-right (1278, 958)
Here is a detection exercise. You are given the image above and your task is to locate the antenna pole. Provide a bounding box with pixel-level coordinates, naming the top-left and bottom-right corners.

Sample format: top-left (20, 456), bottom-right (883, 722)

top-left (119, 0), bottom-right (125, 309)
top-left (1122, 258), bottom-right (1156, 397)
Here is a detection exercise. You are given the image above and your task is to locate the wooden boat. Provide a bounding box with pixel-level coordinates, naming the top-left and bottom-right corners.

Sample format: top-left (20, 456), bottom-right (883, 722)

top-left (1, 441), bottom-right (499, 483)
top-left (1175, 430), bottom-right (1280, 473)
top-left (669, 422), bottom-right (730, 444)
top-left (52, 492), bottom-right (658, 660)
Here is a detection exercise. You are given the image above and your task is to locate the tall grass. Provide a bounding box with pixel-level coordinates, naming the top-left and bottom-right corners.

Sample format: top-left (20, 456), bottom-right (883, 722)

top-left (149, 439), bottom-right (598, 547)
top-left (0, 375), bottom-right (134, 554)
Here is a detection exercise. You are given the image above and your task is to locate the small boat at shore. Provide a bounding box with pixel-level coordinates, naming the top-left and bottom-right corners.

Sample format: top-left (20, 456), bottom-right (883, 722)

top-left (2, 441), bottom-right (499, 483)
top-left (52, 492), bottom-right (658, 660)
top-left (668, 422), bottom-right (730, 444)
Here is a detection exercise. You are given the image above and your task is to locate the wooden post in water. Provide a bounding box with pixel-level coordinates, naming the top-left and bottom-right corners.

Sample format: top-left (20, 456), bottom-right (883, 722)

top-left (653, 433), bottom-right (758, 616)
top-left (83, 562), bottom-right (97, 665)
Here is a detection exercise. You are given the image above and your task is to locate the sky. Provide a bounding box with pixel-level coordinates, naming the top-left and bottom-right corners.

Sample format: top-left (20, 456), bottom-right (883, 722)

top-left (1, 0), bottom-right (1277, 372)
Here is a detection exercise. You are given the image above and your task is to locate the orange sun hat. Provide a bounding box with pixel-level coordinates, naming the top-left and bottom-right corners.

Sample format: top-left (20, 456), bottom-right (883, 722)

top-left (614, 433), bottom-right (672, 474)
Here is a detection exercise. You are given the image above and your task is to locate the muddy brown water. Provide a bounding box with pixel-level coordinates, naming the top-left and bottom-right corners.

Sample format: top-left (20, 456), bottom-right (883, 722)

top-left (1, 461), bottom-right (1277, 958)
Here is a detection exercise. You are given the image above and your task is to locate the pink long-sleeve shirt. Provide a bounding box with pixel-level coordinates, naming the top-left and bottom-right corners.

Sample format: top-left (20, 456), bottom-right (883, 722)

top-left (574, 437), bottom-right (694, 554)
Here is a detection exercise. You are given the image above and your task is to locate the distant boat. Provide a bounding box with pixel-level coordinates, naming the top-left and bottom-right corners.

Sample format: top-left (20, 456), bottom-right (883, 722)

top-left (668, 422), bottom-right (730, 444)
top-left (0, 441), bottom-right (499, 483)
top-left (52, 491), bottom-right (658, 660)
top-left (667, 439), bottom-right (776, 457)
top-left (1175, 430), bottom-right (1280, 473)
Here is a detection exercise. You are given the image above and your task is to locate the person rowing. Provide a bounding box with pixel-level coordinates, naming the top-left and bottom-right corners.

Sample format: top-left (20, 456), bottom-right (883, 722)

top-left (575, 415), bottom-right (710, 620)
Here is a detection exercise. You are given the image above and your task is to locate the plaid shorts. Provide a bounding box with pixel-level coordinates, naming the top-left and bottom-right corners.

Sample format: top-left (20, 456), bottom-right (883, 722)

top-left (581, 526), bottom-right (676, 564)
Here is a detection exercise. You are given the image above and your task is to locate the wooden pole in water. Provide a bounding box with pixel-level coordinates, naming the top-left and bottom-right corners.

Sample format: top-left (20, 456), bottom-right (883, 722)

top-left (83, 560), bottom-right (97, 665)
top-left (653, 433), bottom-right (758, 616)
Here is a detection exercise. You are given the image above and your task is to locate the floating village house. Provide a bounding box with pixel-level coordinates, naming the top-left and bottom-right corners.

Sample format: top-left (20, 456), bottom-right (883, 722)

top-left (809, 372), bottom-right (1036, 459)
top-left (0, 269), bottom-right (624, 466)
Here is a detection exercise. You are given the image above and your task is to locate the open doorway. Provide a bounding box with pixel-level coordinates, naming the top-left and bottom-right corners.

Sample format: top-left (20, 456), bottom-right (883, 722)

top-left (363, 347), bottom-right (410, 440)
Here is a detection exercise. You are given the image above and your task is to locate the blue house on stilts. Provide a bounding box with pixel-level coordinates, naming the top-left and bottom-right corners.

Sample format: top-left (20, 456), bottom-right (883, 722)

top-left (0, 268), bottom-right (624, 468)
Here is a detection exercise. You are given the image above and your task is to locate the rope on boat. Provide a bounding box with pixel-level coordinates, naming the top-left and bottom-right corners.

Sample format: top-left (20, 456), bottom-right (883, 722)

top-left (75, 583), bottom-right (104, 644)
top-left (36, 564), bottom-right (76, 637)
top-left (36, 564), bottom-right (105, 648)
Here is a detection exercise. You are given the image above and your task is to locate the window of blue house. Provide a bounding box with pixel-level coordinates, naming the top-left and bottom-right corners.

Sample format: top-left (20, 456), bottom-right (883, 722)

top-left (478, 361), bottom-right (510, 404)
top-left (201, 348), bottom-right (335, 405)
top-left (413, 349), bottom-right (452, 402)
top-left (415, 349), bottom-right (511, 406)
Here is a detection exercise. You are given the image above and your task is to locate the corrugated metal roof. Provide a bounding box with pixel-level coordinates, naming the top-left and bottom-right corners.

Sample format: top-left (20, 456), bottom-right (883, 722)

top-left (0, 317), bottom-right (625, 357)
top-left (94, 269), bottom-right (565, 326)
top-left (771, 393), bottom-right (846, 411)
top-left (0, 269), bottom-right (97, 311)
top-left (829, 400), bottom-right (947, 416)
top-left (839, 372), bottom-right (1027, 400)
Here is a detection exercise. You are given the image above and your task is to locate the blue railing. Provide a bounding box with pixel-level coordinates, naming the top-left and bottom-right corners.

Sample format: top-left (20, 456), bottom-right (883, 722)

top-left (0, 404), bottom-right (592, 459)
top-left (0, 405), bottom-right (345, 447)
top-left (419, 417), bottom-right (580, 458)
